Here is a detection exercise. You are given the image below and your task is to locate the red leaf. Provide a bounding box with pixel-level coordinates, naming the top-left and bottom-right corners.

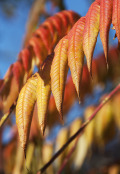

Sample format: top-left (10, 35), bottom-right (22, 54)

top-left (112, 0), bottom-right (120, 42)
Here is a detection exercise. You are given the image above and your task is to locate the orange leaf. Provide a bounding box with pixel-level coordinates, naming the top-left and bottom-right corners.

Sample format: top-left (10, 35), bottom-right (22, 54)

top-left (42, 10), bottom-right (80, 47)
top-left (36, 54), bottom-right (53, 135)
top-left (68, 17), bottom-right (86, 101)
top-left (83, 1), bottom-right (100, 75)
top-left (100, 0), bottom-right (113, 63)
top-left (28, 36), bottom-right (48, 65)
top-left (12, 61), bottom-right (25, 89)
top-left (16, 74), bottom-right (38, 156)
top-left (51, 36), bottom-right (68, 120)
top-left (18, 48), bottom-right (33, 73)
top-left (112, 0), bottom-right (120, 42)
top-left (34, 26), bottom-right (53, 54)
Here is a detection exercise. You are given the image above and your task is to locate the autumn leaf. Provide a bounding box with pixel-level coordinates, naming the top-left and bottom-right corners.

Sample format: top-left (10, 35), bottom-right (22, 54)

top-left (18, 48), bottom-right (34, 75)
top-left (28, 36), bottom-right (48, 65)
top-left (51, 36), bottom-right (68, 120)
top-left (100, 0), bottom-right (113, 64)
top-left (68, 17), bottom-right (86, 101)
top-left (16, 74), bottom-right (38, 156)
top-left (12, 61), bottom-right (25, 90)
top-left (34, 26), bottom-right (53, 54)
top-left (112, 0), bottom-right (120, 42)
top-left (83, 1), bottom-right (100, 75)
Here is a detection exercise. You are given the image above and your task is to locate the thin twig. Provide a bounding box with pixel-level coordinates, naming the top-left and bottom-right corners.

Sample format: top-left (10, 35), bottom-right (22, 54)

top-left (0, 103), bottom-right (16, 128)
top-left (37, 83), bottom-right (120, 174)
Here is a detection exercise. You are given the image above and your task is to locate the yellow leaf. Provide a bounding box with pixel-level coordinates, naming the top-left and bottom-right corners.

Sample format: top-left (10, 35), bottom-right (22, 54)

top-left (68, 17), bottom-right (86, 100)
top-left (16, 74), bottom-right (38, 156)
top-left (51, 36), bottom-right (68, 120)
top-left (83, 1), bottom-right (100, 75)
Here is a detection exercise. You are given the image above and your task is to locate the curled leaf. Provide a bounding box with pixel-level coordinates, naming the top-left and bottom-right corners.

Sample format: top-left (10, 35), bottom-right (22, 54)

top-left (83, 1), bottom-right (100, 75)
top-left (51, 36), bottom-right (68, 120)
top-left (16, 74), bottom-right (38, 156)
top-left (100, 0), bottom-right (113, 63)
top-left (68, 17), bottom-right (86, 101)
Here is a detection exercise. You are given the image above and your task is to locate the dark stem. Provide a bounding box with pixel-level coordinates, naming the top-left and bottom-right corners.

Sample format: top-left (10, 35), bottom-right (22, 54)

top-left (0, 103), bottom-right (16, 128)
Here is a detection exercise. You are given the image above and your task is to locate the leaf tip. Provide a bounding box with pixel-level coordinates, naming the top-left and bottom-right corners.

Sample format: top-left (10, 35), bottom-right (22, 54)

top-left (78, 98), bottom-right (81, 104)
top-left (40, 124), bottom-right (46, 136)
top-left (106, 62), bottom-right (109, 71)
top-left (59, 110), bottom-right (64, 124)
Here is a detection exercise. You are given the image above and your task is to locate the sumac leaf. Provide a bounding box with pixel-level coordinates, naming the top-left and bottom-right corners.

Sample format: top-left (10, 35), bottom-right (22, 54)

top-left (16, 74), bottom-right (38, 156)
top-left (68, 17), bottom-right (86, 100)
top-left (112, 0), bottom-right (120, 42)
top-left (83, 1), bottom-right (100, 75)
top-left (100, 0), bottom-right (113, 63)
top-left (51, 36), bottom-right (68, 120)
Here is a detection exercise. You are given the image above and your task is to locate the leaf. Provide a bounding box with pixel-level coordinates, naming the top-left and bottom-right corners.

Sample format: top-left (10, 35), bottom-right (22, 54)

top-left (18, 48), bottom-right (33, 73)
top-left (83, 1), bottom-right (100, 75)
top-left (42, 10), bottom-right (80, 47)
top-left (34, 26), bottom-right (53, 54)
top-left (12, 61), bottom-right (25, 90)
top-left (36, 54), bottom-right (53, 135)
top-left (28, 36), bottom-right (48, 65)
top-left (16, 74), bottom-right (38, 156)
top-left (112, 0), bottom-right (120, 42)
top-left (68, 17), bottom-right (86, 101)
top-left (63, 10), bottom-right (81, 27)
top-left (51, 36), bottom-right (68, 120)
top-left (100, 0), bottom-right (113, 63)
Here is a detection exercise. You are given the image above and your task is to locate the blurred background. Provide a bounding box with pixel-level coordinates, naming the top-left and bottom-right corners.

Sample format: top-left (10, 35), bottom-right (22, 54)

top-left (0, 0), bottom-right (120, 174)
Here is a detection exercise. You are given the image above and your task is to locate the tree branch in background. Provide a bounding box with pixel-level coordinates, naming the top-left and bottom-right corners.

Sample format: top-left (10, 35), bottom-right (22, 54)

top-left (23, 0), bottom-right (47, 47)
top-left (37, 83), bottom-right (120, 174)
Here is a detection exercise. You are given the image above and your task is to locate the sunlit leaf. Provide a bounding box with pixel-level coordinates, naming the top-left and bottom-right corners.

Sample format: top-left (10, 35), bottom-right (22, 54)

top-left (100, 0), bottom-right (113, 63)
top-left (112, 0), bottom-right (120, 42)
top-left (16, 74), bottom-right (38, 156)
top-left (51, 36), bottom-right (68, 120)
top-left (68, 17), bottom-right (86, 100)
top-left (83, 1), bottom-right (100, 75)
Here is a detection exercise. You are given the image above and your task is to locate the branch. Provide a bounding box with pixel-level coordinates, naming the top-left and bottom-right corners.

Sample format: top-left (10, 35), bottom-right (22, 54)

top-left (37, 83), bottom-right (120, 174)
top-left (0, 103), bottom-right (16, 128)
